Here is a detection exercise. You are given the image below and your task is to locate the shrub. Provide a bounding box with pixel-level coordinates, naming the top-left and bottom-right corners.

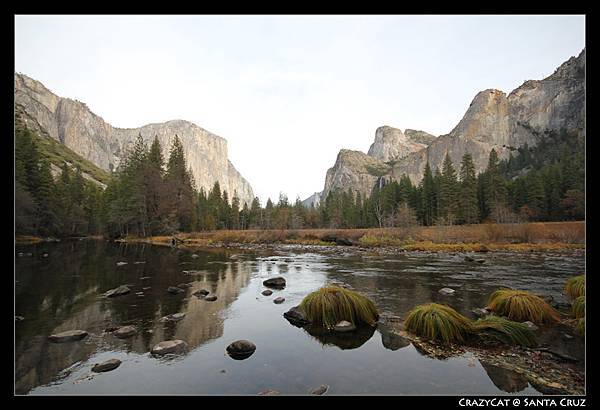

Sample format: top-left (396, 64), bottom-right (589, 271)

top-left (486, 289), bottom-right (560, 324)
top-left (404, 303), bottom-right (473, 344)
top-left (565, 275), bottom-right (585, 300)
top-left (299, 286), bottom-right (379, 330)
top-left (472, 315), bottom-right (537, 347)
top-left (572, 295), bottom-right (585, 319)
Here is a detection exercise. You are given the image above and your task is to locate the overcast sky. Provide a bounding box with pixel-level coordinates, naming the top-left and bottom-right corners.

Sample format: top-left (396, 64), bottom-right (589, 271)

top-left (15, 15), bottom-right (585, 204)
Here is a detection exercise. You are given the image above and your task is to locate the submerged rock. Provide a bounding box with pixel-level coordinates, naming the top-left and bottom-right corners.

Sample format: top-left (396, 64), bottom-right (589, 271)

top-left (438, 287), bottom-right (455, 295)
top-left (204, 295), bottom-right (218, 302)
top-left (226, 340), bottom-right (256, 360)
top-left (310, 384), bottom-right (329, 395)
top-left (263, 277), bottom-right (286, 289)
top-left (334, 320), bottom-right (356, 332)
top-left (480, 361), bottom-right (528, 393)
top-left (104, 285), bottom-right (131, 298)
top-left (273, 297), bottom-right (285, 304)
top-left (114, 325), bottom-right (137, 339)
top-left (167, 286), bottom-right (185, 294)
top-left (92, 359), bottom-right (121, 373)
top-left (465, 256), bottom-right (475, 262)
top-left (151, 340), bottom-right (188, 355)
top-left (283, 306), bottom-right (311, 327)
top-left (161, 313), bottom-right (186, 322)
top-left (48, 330), bottom-right (88, 343)
top-left (261, 289), bottom-right (273, 296)
top-left (258, 389), bottom-right (280, 396)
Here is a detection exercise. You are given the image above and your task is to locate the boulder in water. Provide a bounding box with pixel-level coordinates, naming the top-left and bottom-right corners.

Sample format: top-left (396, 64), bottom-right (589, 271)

top-left (48, 330), bottom-right (88, 343)
top-left (226, 340), bottom-right (256, 360)
top-left (92, 359), bottom-right (121, 373)
top-left (104, 285), bottom-right (131, 298)
top-left (114, 325), bottom-right (137, 339)
top-left (263, 277), bottom-right (286, 289)
top-left (151, 340), bottom-right (188, 355)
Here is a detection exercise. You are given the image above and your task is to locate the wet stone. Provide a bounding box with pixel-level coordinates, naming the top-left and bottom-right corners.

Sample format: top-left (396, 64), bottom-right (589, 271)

top-left (204, 295), bottom-right (218, 302)
top-left (262, 289), bottom-right (273, 296)
top-left (151, 340), bottom-right (188, 355)
top-left (48, 330), bottom-right (88, 343)
top-left (92, 359), bottom-right (121, 373)
top-left (160, 313), bottom-right (186, 322)
top-left (310, 384), bottom-right (329, 395)
top-left (438, 287), bottom-right (456, 295)
top-left (263, 277), bottom-right (286, 289)
top-left (258, 389), bottom-right (280, 396)
top-left (226, 340), bottom-right (256, 360)
top-left (283, 306), bottom-right (311, 327)
top-left (522, 321), bottom-right (539, 331)
top-left (104, 285), bottom-right (131, 298)
top-left (273, 297), bottom-right (285, 304)
top-left (116, 262), bottom-right (128, 266)
top-left (167, 286), bottom-right (185, 294)
top-left (471, 308), bottom-right (490, 319)
top-left (193, 289), bottom-right (210, 297)
top-left (114, 325), bottom-right (137, 339)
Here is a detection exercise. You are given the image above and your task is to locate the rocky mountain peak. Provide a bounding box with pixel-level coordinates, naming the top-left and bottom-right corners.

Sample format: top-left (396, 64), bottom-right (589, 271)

top-left (367, 125), bottom-right (428, 162)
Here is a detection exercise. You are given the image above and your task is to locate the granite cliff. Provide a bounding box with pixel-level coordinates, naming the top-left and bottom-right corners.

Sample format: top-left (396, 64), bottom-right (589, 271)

top-left (14, 73), bottom-right (254, 205)
top-left (310, 48), bottom-right (585, 203)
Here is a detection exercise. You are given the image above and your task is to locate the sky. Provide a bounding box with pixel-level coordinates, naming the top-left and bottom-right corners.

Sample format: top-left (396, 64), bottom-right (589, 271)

top-left (15, 15), bottom-right (585, 204)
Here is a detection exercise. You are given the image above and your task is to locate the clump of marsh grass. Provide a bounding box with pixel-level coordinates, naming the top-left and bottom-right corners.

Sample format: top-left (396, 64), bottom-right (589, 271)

top-left (576, 318), bottom-right (585, 336)
top-left (572, 295), bottom-right (585, 319)
top-left (565, 275), bottom-right (585, 300)
top-left (299, 286), bottom-right (379, 330)
top-left (486, 289), bottom-right (560, 324)
top-left (472, 315), bottom-right (537, 347)
top-left (404, 303), bottom-right (473, 344)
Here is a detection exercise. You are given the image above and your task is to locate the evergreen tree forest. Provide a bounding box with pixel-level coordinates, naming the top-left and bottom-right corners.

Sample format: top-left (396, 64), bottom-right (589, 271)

top-left (15, 125), bottom-right (585, 238)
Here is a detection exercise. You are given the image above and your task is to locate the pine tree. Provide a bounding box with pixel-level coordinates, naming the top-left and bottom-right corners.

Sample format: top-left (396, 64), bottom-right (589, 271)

top-left (439, 153), bottom-right (459, 225)
top-left (458, 153), bottom-right (478, 224)
top-left (420, 163), bottom-right (436, 226)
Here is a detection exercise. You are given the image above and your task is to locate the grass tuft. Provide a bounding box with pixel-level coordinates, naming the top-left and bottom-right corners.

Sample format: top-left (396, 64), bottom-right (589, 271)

top-left (565, 275), bottom-right (585, 300)
top-left (575, 318), bottom-right (585, 336)
top-left (572, 296), bottom-right (585, 319)
top-left (299, 286), bottom-right (379, 330)
top-left (404, 303), bottom-right (473, 344)
top-left (472, 315), bottom-right (537, 347)
top-left (486, 289), bottom-right (560, 324)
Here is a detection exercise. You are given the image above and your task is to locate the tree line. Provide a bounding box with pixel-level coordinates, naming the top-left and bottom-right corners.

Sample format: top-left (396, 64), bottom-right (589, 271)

top-left (15, 125), bottom-right (584, 238)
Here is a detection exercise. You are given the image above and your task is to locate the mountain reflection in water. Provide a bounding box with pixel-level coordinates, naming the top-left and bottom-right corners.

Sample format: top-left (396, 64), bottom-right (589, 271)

top-left (15, 241), bottom-right (583, 395)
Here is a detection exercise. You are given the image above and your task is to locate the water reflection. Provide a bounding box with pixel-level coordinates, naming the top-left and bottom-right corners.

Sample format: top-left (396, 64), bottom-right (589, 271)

top-left (303, 325), bottom-right (376, 350)
top-left (15, 242), bottom-right (584, 395)
top-left (480, 361), bottom-right (529, 393)
top-left (15, 241), bottom-right (251, 394)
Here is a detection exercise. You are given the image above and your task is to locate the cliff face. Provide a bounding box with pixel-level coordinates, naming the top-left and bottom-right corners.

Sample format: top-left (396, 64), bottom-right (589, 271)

top-left (14, 73), bottom-right (254, 205)
top-left (367, 126), bottom-right (429, 163)
top-left (322, 149), bottom-right (391, 200)
top-left (316, 48), bottom-right (585, 196)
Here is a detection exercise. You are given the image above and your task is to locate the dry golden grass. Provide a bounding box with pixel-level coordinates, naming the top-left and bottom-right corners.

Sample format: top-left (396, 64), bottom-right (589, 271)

top-left (130, 221), bottom-right (584, 252)
top-left (565, 275), bottom-right (585, 300)
top-left (404, 303), bottom-right (473, 344)
top-left (15, 235), bottom-right (44, 244)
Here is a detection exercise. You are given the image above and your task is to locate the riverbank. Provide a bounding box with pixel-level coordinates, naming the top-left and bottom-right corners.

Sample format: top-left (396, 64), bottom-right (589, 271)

top-left (124, 222), bottom-right (585, 253)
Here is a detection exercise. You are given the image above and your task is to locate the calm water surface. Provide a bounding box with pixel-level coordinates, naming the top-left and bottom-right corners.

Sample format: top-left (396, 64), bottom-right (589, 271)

top-left (15, 240), bottom-right (584, 395)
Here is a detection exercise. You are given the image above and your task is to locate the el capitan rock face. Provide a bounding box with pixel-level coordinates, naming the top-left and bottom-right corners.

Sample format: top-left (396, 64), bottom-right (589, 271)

top-left (315, 49), bottom-right (585, 197)
top-left (14, 73), bottom-right (254, 205)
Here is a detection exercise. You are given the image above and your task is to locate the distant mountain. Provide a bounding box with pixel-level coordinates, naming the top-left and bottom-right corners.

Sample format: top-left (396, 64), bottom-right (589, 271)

top-left (14, 73), bottom-right (255, 204)
top-left (309, 48), bottom-right (585, 202)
